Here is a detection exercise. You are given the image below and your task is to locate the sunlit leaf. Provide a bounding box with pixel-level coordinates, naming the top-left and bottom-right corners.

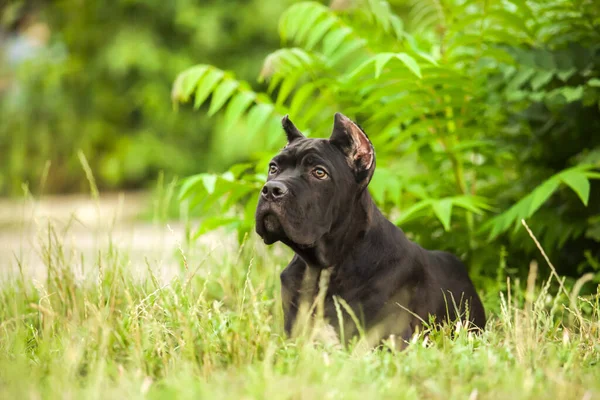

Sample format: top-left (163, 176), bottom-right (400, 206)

top-left (528, 178), bottom-right (560, 216)
top-left (395, 53), bottom-right (422, 78)
top-left (306, 16), bottom-right (337, 49)
top-left (395, 200), bottom-right (432, 226)
top-left (432, 199), bottom-right (453, 231)
top-left (223, 91), bottom-right (256, 133)
top-left (172, 65), bottom-right (208, 103)
top-left (560, 170), bottom-right (590, 206)
top-left (194, 68), bottom-right (225, 109)
top-left (322, 26), bottom-right (353, 56)
top-left (202, 174), bottom-right (218, 195)
top-left (208, 79), bottom-right (240, 116)
top-left (374, 53), bottom-right (395, 78)
top-left (195, 216), bottom-right (240, 238)
top-left (246, 103), bottom-right (275, 140)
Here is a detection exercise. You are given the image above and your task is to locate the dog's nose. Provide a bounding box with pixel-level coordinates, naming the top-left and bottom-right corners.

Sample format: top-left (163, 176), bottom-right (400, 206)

top-left (261, 181), bottom-right (288, 201)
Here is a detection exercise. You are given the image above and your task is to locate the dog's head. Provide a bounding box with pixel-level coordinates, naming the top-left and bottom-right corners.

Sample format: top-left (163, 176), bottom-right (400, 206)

top-left (255, 112), bottom-right (376, 246)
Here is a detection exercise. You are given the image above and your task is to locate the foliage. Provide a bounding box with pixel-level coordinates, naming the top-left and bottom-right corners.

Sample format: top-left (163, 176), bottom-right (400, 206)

top-left (0, 0), bottom-right (293, 195)
top-left (0, 224), bottom-right (599, 399)
top-left (174, 0), bottom-right (600, 280)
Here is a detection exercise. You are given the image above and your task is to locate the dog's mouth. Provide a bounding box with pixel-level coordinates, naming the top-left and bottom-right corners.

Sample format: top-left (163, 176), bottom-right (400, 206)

top-left (256, 205), bottom-right (322, 247)
top-left (256, 210), bottom-right (287, 245)
top-left (263, 213), bottom-right (282, 233)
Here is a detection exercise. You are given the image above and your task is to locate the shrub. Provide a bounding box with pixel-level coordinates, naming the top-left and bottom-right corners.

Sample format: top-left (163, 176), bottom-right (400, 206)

top-left (174, 0), bottom-right (600, 282)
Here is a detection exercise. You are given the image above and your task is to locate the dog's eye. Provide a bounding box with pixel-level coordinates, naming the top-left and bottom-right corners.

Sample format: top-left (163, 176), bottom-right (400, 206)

top-left (312, 167), bottom-right (328, 179)
top-left (269, 164), bottom-right (279, 175)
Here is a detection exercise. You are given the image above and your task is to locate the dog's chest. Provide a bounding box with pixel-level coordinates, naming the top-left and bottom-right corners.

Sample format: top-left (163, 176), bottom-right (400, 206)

top-left (320, 267), bottom-right (392, 320)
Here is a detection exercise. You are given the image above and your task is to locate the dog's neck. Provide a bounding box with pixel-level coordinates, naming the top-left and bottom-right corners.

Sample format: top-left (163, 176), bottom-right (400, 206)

top-left (284, 189), bottom-right (380, 269)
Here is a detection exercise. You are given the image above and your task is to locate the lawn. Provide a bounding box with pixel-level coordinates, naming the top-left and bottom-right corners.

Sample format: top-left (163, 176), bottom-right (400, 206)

top-left (0, 222), bottom-right (598, 400)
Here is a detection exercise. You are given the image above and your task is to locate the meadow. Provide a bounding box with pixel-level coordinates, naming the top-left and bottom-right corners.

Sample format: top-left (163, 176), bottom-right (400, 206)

top-left (0, 198), bottom-right (598, 400)
top-left (2, 1), bottom-right (599, 398)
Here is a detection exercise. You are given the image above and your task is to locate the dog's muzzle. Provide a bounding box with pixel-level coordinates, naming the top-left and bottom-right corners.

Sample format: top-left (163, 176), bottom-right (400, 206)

top-left (261, 181), bottom-right (289, 201)
top-left (255, 181), bottom-right (290, 243)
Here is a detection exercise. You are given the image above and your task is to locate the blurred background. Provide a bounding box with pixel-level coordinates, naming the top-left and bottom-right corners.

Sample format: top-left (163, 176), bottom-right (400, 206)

top-left (0, 0), bottom-right (296, 196)
top-left (0, 0), bottom-right (599, 292)
top-left (0, 0), bottom-right (303, 280)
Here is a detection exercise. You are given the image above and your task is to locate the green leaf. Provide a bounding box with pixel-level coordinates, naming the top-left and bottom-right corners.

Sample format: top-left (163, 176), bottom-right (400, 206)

top-left (202, 174), bottom-right (218, 194)
top-left (390, 15), bottom-right (404, 39)
top-left (289, 83), bottom-right (316, 116)
top-left (584, 171), bottom-right (600, 179)
top-left (395, 53), bottom-right (422, 78)
top-left (530, 70), bottom-right (554, 91)
top-left (223, 91), bottom-right (256, 133)
top-left (322, 26), bottom-right (352, 56)
top-left (345, 58), bottom-right (375, 81)
top-left (561, 85), bottom-right (584, 102)
top-left (265, 116), bottom-right (286, 149)
top-left (243, 195), bottom-right (260, 226)
top-left (294, 4), bottom-right (328, 44)
top-left (395, 200), bottom-right (432, 226)
top-left (528, 178), bottom-right (560, 216)
top-left (246, 103), bottom-right (275, 140)
top-left (279, 3), bottom-right (321, 42)
top-left (415, 51), bottom-right (439, 66)
top-left (208, 79), bottom-right (239, 116)
top-left (329, 39), bottom-right (366, 66)
top-left (556, 67), bottom-right (576, 82)
top-left (404, 33), bottom-right (438, 65)
top-left (374, 53), bottom-right (395, 78)
top-left (305, 15), bottom-right (336, 49)
top-left (507, 68), bottom-right (536, 92)
top-left (452, 195), bottom-right (493, 214)
top-left (276, 74), bottom-right (300, 106)
top-left (195, 216), bottom-right (240, 238)
top-left (488, 9), bottom-right (531, 37)
top-left (172, 65), bottom-right (208, 102)
top-left (179, 174), bottom-right (205, 200)
top-left (369, 172), bottom-right (387, 204)
top-left (229, 163), bottom-right (254, 178)
top-left (363, 52), bottom-right (422, 79)
top-left (588, 78), bottom-right (600, 87)
top-left (560, 170), bottom-right (590, 206)
top-left (261, 49), bottom-right (303, 80)
top-left (194, 68), bottom-right (225, 109)
top-left (432, 199), bottom-right (453, 231)
top-left (368, 0), bottom-right (391, 32)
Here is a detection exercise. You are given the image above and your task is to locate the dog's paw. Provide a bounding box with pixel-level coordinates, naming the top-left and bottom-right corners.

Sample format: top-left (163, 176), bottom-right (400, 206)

top-left (311, 323), bottom-right (341, 348)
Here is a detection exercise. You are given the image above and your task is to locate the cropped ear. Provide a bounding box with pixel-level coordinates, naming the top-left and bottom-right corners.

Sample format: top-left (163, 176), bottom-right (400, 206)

top-left (329, 112), bottom-right (375, 185)
top-left (281, 115), bottom-right (305, 144)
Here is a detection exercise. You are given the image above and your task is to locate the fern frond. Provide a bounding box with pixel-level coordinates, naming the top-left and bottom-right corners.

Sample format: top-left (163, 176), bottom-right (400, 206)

top-left (350, 0), bottom-right (404, 40)
top-left (279, 1), bottom-right (369, 64)
top-left (172, 64), bottom-right (286, 148)
top-left (484, 165), bottom-right (600, 239)
top-left (407, 0), bottom-right (444, 35)
top-left (260, 48), bottom-right (331, 81)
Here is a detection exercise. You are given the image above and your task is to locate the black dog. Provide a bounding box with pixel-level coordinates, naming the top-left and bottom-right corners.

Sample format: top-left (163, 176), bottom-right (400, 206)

top-left (255, 113), bottom-right (485, 347)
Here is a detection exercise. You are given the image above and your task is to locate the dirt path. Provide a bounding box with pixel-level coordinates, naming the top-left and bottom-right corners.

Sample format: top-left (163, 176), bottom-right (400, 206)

top-left (0, 191), bottom-right (238, 282)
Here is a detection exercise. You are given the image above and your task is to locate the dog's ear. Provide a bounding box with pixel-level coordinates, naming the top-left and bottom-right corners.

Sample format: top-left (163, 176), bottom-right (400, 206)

top-left (329, 112), bottom-right (375, 185)
top-left (282, 115), bottom-right (305, 144)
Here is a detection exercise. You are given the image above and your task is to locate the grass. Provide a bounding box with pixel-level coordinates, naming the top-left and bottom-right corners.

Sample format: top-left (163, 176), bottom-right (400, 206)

top-left (0, 215), bottom-right (599, 400)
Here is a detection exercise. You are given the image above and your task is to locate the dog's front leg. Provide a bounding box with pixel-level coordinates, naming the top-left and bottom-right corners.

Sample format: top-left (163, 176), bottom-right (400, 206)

top-left (280, 255), bottom-right (310, 336)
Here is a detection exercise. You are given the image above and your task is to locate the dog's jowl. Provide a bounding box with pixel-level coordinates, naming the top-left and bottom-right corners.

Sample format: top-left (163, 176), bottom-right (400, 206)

top-left (255, 113), bottom-right (486, 347)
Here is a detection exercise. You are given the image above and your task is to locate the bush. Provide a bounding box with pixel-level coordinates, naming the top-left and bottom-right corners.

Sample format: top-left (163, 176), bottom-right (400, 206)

top-left (174, 0), bottom-right (600, 283)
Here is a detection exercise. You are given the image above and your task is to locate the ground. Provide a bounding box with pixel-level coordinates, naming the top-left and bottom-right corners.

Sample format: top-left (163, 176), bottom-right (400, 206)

top-left (0, 192), bottom-right (598, 399)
